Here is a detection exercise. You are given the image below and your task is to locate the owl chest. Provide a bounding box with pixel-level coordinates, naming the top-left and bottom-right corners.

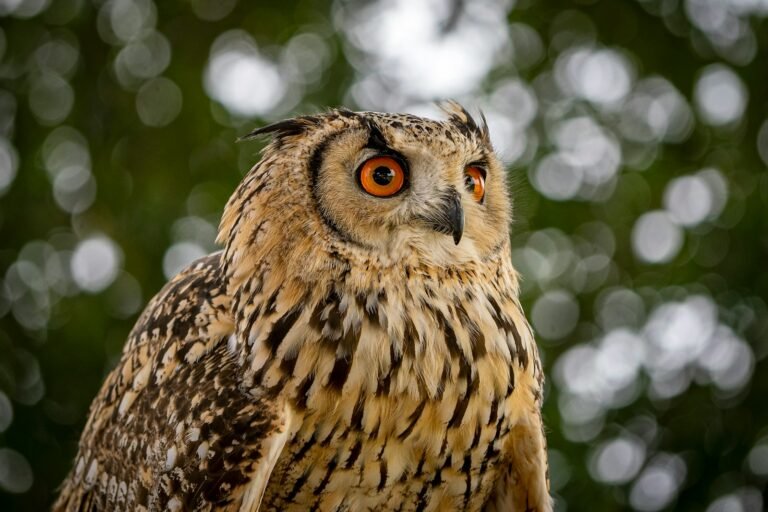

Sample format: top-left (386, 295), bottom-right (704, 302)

top-left (260, 379), bottom-right (517, 512)
top-left (246, 275), bottom-right (531, 509)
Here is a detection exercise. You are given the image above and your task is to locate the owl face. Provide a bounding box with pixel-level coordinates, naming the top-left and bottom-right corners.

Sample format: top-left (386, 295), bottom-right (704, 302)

top-left (239, 105), bottom-right (512, 269)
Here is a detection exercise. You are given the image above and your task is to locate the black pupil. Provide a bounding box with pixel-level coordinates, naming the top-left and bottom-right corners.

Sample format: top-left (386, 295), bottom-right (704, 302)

top-left (373, 166), bottom-right (395, 186)
top-left (465, 174), bottom-right (477, 191)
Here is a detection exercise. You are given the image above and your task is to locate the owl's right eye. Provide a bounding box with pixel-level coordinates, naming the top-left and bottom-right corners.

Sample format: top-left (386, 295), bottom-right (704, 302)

top-left (357, 156), bottom-right (406, 197)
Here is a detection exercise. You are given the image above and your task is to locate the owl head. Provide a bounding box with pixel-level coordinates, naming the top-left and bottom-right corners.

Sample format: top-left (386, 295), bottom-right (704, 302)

top-left (220, 103), bottom-right (512, 280)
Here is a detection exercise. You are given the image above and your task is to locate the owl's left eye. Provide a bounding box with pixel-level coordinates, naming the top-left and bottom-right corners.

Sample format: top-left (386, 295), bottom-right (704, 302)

top-left (464, 166), bottom-right (486, 203)
top-left (358, 156), bottom-right (406, 197)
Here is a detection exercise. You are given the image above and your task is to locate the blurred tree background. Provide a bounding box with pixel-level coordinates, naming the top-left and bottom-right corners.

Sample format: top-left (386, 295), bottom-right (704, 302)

top-left (0, 0), bottom-right (767, 510)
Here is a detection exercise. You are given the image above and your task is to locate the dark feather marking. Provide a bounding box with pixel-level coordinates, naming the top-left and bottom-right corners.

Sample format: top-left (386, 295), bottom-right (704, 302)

top-left (414, 453), bottom-right (427, 478)
top-left (480, 416), bottom-right (505, 475)
top-left (398, 400), bottom-right (427, 440)
top-left (365, 120), bottom-right (392, 153)
top-left (471, 423), bottom-right (482, 449)
top-left (403, 318), bottom-right (419, 358)
top-left (237, 183), bottom-right (269, 225)
top-left (487, 295), bottom-right (504, 323)
top-left (378, 460), bottom-right (388, 491)
top-left (469, 369), bottom-right (480, 395)
top-left (290, 434), bottom-right (317, 467)
top-left (436, 363), bottom-right (450, 400)
top-left (488, 295), bottom-right (531, 368)
top-left (376, 371), bottom-right (391, 396)
top-left (437, 311), bottom-right (461, 358)
top-left (438, 436), bottom-right (449, 457)
top-left (345, 440), bottom-right (363, 469)
top-left (470, 324), bottom-right (487, 359)
top-left (319, 425), bottom-right (338, 447)
top-left (325, 307), bottom-right (342, 341)
top-left (327, 356), bottom-right (352, 391)
top-left (309, 132), bottom-right (364, 247)
top-left (488, 399), bottom-right (499, 426)
top-left (389, 343), bottom-right (402, 373)
top-left (370, 418), bottom-right (381, 437)
top-left (295, 373), bottom-right (315, 411)
top-left (265, 307), bottom-right (302, 352)
top-left (308, 299), bottom-right (325, 332)
top-left (456, 302), bottom-right (487, 359)
top-left (462, 454), bottom-right (473, 508)
top-left (312, 291), bottom-right (343, 343)
top-left (362, 295), bottom-right (380, 328)
top-left (263, 290), bottom-right (279, 313)
top-left (414, 481), bottom-right (430, 512)
top-left (448, 392), bottom-right (471, 428)
top-left (350, 396), bottom-right (365, 431)
top-left (245, 215), bottom-right (267, 246)
top-left (312, 456), bottom-right (338, 496)
top-left (458, 356), bottom-right (473, 395)
top-left (339, 320), bottom-right (360, 357)
top-left (279, 352), bottom-right (297, 377)
top-left (507, 368), bottom-right (515, 397)
top-left (507, 319), bottom-right (529, 369)
top-left (284, 469), bottom-right (310, 504)
top-left (431, 464), bottom-right (443, 486)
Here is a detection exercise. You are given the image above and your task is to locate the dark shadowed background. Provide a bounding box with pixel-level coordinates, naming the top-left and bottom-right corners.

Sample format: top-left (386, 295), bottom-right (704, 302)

top-left (1, 0), bottom-right (767, 510)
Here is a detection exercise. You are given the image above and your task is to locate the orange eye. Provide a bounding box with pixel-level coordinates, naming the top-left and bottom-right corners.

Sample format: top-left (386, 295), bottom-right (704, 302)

top-left (464, 166), bottom-right (485, 202)
top-left (358, 156), bottom-right (406, 197)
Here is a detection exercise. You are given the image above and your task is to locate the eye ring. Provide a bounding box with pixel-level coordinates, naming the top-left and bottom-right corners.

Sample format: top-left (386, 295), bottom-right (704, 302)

top-left (464, 166), bottom-right (486, 203)
top-left (357, 156), bottom-right (406, 197)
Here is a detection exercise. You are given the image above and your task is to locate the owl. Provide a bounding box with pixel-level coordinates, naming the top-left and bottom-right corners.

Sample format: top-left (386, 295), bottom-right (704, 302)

top-left (54, 103), bottom-right (551, 512)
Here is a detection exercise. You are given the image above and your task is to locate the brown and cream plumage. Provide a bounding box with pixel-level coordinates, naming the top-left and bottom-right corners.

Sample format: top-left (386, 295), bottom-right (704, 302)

top-left (55, 103), bottom-right (551, 511)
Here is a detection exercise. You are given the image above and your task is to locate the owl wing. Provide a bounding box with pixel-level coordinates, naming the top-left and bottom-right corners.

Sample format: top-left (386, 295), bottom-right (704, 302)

top-left (54, 254), bottom-right (292, 511)
top-left (485, 306), bottom-right (552, 512)
top-left (485, 408), bottom-right (552, 512)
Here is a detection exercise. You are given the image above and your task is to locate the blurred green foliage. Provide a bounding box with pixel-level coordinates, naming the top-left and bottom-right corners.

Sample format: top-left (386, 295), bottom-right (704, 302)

top-left (0, 0), bottom-right (767, 510)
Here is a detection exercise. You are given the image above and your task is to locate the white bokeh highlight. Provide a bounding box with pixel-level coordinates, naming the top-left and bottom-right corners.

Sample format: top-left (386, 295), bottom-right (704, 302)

top-left (0, 448), bottom-right (33, 494)
top-left (0, 136), bottom-right (18, 196)
top-left (747, 443), bottom-right (768, 477)
top-left (531, 289), bottom-right (580, 340)
top-left (632, 210), bottom-right (683, 264)
top-left (343, 0), bottom-right (512, 107)
top-left (136, 76), bottom-right (183, 127)
top-left (204, 30), bottom-right (285, 118)
top-left (705, 489), bottom-right (763, 512)
top-left (70, 235), bottom-right (123, 293)
top-left (556, 46), bottom-right (634, 106)
top-left (664, 174), bottom-right (714, 227)
top-left (0, 391), bottom-right (12, 433)
top-left (694, 64), bottom-right (747, 126)
top-left (588, 434), bottom-right (646, 484)
top-left (629, 454), bottom-right (686, 512)
top-left (757, 119), bottom-right (768, 166)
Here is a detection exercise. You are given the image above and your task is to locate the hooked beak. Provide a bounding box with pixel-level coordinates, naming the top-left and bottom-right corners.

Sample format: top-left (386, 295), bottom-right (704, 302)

top-left (422, 188), bottom-right (464, 245)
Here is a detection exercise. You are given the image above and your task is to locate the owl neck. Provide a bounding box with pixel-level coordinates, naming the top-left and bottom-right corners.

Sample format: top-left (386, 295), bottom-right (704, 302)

top-left (223, 236), bottom-right (534, 405)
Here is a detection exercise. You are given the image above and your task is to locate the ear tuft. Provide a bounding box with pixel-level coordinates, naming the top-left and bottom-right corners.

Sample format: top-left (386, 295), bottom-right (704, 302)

top-left (238, 116), bottom-right (322, 142)
top-left (437, 100), bottom-right (490, 143)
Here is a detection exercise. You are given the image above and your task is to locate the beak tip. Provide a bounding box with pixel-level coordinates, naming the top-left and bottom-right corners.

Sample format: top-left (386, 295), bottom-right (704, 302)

top-left (424, 187), bottom-right (465, 245)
